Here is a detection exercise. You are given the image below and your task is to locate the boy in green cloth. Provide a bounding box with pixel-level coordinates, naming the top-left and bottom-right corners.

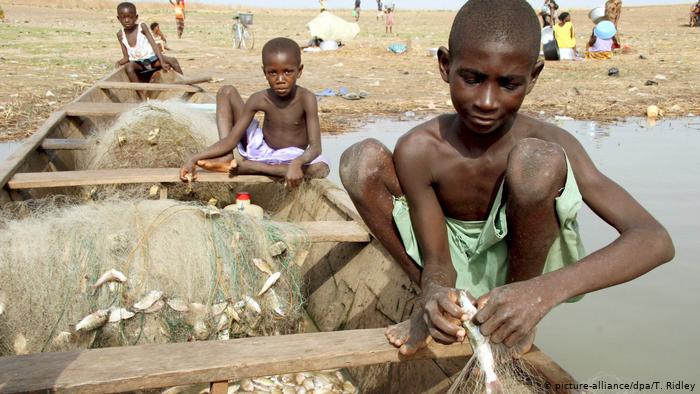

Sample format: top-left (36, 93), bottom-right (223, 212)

top-left (339, 0), bottom-right (674, 356)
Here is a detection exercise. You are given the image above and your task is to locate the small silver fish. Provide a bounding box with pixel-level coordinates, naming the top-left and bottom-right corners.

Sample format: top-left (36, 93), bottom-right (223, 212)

top-left (76, 309), bottom-right (109, 332)
top-left (133, 290), bottom-right (163, 310)
top-left (143, 299), bottom-right (165, 314)
top-left (258, 272), bottom-right (281, 296)
top-left (91, 269), bottom-right (127, 289)
top-left (252, 258), bottom-right (273, 275)
top-left (108, 307), bottom-right (136, 323)
top-left (166, 298), bottom-right (190, 312)
top-left (244, 296), bottom-right (261, 314)
top-left (13, 334), bottom-right (28, 355)
top-left (266, 289), bottom-right (286, 317)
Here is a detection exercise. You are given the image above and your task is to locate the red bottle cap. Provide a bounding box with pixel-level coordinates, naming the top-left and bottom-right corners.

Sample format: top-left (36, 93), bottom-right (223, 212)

top-left (236, 192), bottom-right (251, 201)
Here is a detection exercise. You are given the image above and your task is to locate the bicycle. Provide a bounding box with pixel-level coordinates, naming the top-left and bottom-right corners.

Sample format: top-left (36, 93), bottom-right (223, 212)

top-left (232, 13), bottom-right (255, 50)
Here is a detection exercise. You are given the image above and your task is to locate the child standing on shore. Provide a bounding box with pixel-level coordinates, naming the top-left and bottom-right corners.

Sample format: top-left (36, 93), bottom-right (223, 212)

top-left (180, 38), bottom-right (329, 188)
top-left (149, 22), bottom-right (170, 52)
top-left (385, 7), bottom-right (394, 34)
top-left (169, 0), bottom-right (185, 38)
top-left (553, 12), bottom-right (577, 60)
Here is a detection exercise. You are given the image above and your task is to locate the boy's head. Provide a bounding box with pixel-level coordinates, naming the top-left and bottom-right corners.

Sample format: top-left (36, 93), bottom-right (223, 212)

top-left (438, 0), bottom-right (543, 134)
top-left (117, 2), bottom-right (138, 29)
top-left (558, 12), bottom-right (570, 22)
top-left (261, 38), bottom-right (303, 99)
top-left (150, 22), bottom-right (160, 32)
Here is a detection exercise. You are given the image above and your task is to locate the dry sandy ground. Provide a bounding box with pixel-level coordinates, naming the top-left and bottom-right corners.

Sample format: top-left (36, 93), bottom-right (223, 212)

top-left (1, 1), bottom-right (699, 141)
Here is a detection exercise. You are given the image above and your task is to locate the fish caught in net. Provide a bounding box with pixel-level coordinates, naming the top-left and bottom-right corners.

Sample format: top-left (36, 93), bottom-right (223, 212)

top-left (0, 198), bottom-right (308, 356)
top-left (447, 291), bottom-right (553, 394)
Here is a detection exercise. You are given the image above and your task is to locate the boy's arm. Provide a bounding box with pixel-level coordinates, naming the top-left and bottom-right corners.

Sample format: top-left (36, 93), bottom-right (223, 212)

top-left (115, 32), bottom-right (129, 67)
top-left (141, 23), bottom-right (171, 72)
top-left (393, 133), bottom-right (469, 344)
top-left (285, 91), bottom-right (322, 188)
top-left (180, 94), bottom-right (262, 181)
top-left (474, 131), bottom-right (674, 348)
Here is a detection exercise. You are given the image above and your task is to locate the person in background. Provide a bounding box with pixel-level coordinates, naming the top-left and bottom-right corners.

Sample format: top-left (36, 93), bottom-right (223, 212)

top-left (605, 0), bottom-right (622, 46)
top-left (377, 0), bottom-right (384, 20)
top-left (353, 0), bottom-right (361, 21)
top-left (586, 22), bottom-right (617, 60)
top-left (169, 0), bottom-right (185, 39)
top-left (149, 22), bottom-right (170, 52)
top-left (539, 0), bottom-right (558, 27)
top-left (385, 6), bottom-right (394, 34)
top-left (553, 12), bottom-right (577, 60)
top-left (319, 0), bottom-right (327, 12)
top-left (690, 0), bottom-right (700, 27)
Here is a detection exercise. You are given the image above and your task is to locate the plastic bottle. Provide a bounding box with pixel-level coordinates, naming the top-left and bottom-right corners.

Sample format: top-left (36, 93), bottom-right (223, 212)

top-left (224, 192), bottom-right (264, 219)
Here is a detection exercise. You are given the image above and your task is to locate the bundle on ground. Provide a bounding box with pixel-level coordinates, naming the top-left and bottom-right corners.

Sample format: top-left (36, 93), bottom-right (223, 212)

top-left (0, 198), bottom-right (308, 356)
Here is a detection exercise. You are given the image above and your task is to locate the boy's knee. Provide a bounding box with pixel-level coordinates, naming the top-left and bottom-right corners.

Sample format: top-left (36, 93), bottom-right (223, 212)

top-left (125, 62), bottom-right (136, 72)
top-left (340, 138), bottom-right (390, 190)
top-left (217, 85), bottom-right (239, 99)
top-left (506, 138), bottom-right (566, 203)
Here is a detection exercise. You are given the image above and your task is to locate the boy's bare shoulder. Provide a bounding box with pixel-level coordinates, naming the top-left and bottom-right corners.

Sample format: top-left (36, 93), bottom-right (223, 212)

top-left (395, 114), bottom-right (454, 158)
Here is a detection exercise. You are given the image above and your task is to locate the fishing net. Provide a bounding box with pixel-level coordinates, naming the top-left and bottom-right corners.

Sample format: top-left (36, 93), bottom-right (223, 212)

top-left (0, 198), bottom-right (309, 356)
top-left (448, 291), bottom-right (552, 394)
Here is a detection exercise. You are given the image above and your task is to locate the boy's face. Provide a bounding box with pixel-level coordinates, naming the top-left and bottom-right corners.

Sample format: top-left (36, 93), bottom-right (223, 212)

top-left (438, 41), bottom-right (543, 134)
top-left (117, 7), bottom-right (138, 29)
top-left (262, 51), bottom-right (303, 98)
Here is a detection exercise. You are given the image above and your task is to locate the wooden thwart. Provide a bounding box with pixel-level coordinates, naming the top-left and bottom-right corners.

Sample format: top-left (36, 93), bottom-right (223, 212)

top-left (7, 168), bottom-right (273, 189)
top-left (40, 138), bottom-right (91, 150)
top-left (299, 221), bottom-right (370, 243)
top-left (0, 328), bottom-right (473, 394)
top-left (65, 102), bottom-right (137, 117)
top-left (97, 81), bottom-right (203, 93)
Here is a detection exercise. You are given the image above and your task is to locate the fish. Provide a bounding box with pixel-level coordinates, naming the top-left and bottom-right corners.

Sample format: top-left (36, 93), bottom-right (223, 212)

top-left (0, 289), bottom-right (6, 316)
top-left (227, 384), bottom-right (240, 393)
top-left (244, 296), bottom-right (261, 314)
top-left (75, 309), bottom-right (109, 332)
top-left (252, 258), bottom-right (273, 275)
top-left (215, 314), bottom-right (230, 332)
top-left (240, 379), bottom-right (255, 392)
top-left (143, 299), bottom-right (165, 314)
top-left (149, 185), bottom-right (160, 197)
top-left (303, 378), bottom-right (315, 390)
top-left (225, 304), bottom-right (241, 322)
top-left (193, 319), bottom-right (209, 340)
top-left (212, 301), bottom-right (228, 316)
top-left (458, 290), bottom-right (502, 394)
top-left (13, 334), bottom-right (28, 355)
top-left (258, 272), bottom-right (281, 296)
top-left (166, 297), bottom-right (190, 312)
top-left (133, 290), bottom-right (163, 310)
top-left (266, 289), bottom-right (286, 317)
top-left (268, 240), bottom-right (287, 256)
top-left (342, 381), bottom-right (356, 393)
top-left (91, 269), bottom-right (127, 289)
top-left (254, 377), bottom-right (275, 387)
top-left (282, 387), bottom-right (296, 394)
top-left (147, 128), bottom-right (160, 145)
top-left (108, 307), bottom-right (136, 323)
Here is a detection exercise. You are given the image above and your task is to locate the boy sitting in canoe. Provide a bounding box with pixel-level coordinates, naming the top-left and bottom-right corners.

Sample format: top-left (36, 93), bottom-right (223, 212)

top-left (180, 37), bottom-right (329, 188)
top-left (340, 0), bottom-right (674, 356)
top-left (115, 2), bottom-right (182, 87)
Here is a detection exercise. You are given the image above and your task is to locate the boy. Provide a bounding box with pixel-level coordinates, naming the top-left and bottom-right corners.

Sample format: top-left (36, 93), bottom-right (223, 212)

top-left (169, 0), bottom-right (185, 39)
top-left (340, 0), bottom-right (673, 357)
top-left (180, 38), bottom-right (329, 188)
top-left (115, 2), bottom-right (182, 90)
top-left (149, 22), bottom-right (170, 52)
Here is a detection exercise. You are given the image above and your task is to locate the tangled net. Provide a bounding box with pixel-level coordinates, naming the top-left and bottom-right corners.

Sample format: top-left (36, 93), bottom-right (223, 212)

top-left (0, 198), bottom-right (308, 356)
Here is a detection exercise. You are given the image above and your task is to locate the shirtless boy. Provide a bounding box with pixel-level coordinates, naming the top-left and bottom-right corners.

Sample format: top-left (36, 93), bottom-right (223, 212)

top-left (340, 0), bottom-right (674, 356)
top-left (115, 2), bottom-right (182, 88)
top-left (180, 38), bottom-right (329, 188)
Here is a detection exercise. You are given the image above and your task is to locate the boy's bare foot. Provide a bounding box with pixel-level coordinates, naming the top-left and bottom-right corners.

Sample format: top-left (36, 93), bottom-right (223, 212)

top-left (197, 155), bottom-right (234, 173)
top-left (385, 311), bottom-right (432, 356)
top-left (227, 159), bottom-right (239, 177)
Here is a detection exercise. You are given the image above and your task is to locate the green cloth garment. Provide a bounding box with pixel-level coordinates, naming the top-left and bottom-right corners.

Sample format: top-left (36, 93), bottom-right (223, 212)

top-left (392, 155), bottom-right (585, 301)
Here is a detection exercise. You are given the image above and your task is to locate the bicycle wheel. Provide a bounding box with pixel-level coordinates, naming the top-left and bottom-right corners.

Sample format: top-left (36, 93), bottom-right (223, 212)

top-left (241, 27), bottom-right (255, 50)
top-left (232, 23), bottom-right (242, 49)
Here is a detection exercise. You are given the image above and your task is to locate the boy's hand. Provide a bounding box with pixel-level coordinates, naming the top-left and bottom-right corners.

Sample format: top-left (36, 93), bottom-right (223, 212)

top-left (161, 59), bottom-right (172, 72)
top-left (179, 160), bottom-right (197, 182)
top-left (422, 283), bottom-right (471, 344)
top-left (474, 278), bottom-right (556, 348)
top-left (285, 162), bottom-right (304, 188)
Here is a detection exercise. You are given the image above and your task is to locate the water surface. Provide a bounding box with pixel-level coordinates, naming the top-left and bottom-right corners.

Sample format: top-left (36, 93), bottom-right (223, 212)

top-left (322, 117), bottom-right (700, 384)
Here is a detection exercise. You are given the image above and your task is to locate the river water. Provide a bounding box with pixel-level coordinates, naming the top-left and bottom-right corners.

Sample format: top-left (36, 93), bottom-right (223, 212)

top-left (1, 117), bottom-right (697, 385)
top-left (324, 117), bottom-right (700, 386)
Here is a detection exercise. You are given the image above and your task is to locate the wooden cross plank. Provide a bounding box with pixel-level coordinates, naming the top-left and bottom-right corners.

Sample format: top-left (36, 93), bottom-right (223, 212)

top-left (64, 102), bottom-right (138, 117)
top-left (299, 220), bottom-right (370, 243)
top-left (6, 168), bottom-right (273, 189)
top-left (40, 138), bottom-right (91, 150)
top-left (0, 328), bottom-right (473, 393)
top-left (96, 81), bottom-right (203, 93)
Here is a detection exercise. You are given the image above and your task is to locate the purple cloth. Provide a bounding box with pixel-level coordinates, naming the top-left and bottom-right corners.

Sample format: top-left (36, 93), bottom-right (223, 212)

top-left (590, 37), bottom-right (613, 52)
top-left (237, 119), bottom-right (330, 167)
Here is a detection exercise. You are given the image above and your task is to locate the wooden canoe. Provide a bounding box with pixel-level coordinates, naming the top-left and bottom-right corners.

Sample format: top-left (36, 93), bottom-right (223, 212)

top-left (0, 68), bottom-right (577, 393)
